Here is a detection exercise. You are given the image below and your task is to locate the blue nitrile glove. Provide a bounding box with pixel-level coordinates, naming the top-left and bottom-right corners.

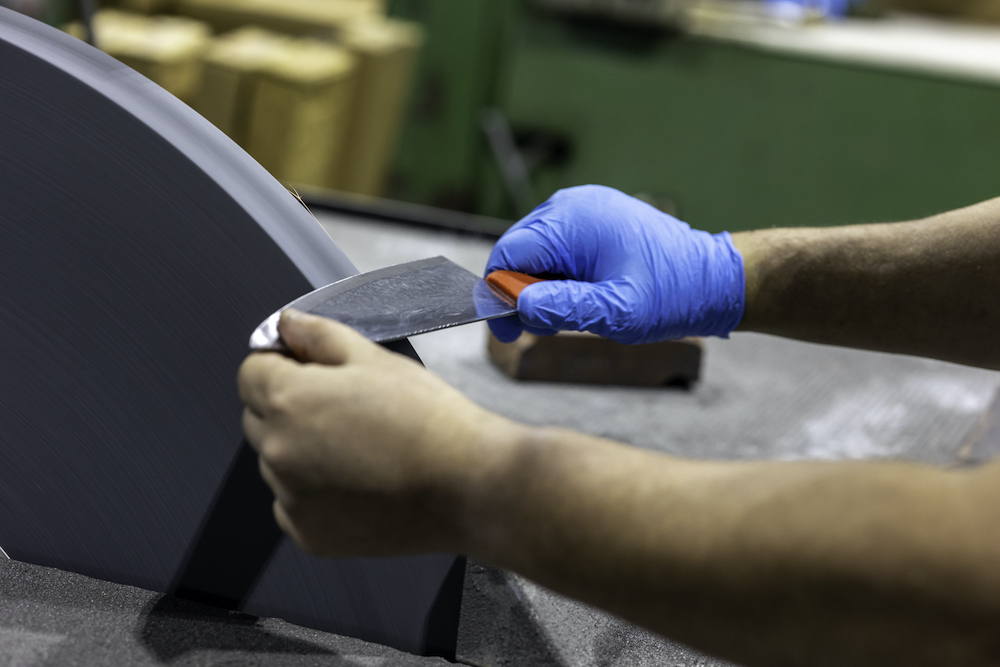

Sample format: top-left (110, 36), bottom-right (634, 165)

top-left (485, 185), bottom-right (745, 345)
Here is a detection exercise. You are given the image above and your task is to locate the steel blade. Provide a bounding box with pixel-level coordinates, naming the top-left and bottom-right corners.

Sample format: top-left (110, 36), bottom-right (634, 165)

top-left (250, 256), bottom-right (516, 349)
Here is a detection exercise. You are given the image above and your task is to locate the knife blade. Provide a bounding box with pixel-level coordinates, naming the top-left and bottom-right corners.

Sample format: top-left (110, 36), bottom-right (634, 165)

top-left (250, 256), bottom-right (540, 350)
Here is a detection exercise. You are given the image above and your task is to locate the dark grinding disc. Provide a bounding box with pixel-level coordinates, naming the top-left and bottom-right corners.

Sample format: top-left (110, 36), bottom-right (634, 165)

top-left (0, 8), bottom-right (460, 658)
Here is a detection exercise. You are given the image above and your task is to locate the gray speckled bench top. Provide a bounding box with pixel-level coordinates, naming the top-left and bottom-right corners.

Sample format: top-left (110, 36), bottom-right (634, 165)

top-left (0, 556), bottom-right (451, 667)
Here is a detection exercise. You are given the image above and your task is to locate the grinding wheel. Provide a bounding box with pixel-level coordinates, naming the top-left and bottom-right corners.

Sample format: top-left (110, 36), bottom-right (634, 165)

top-left (0, 8), bottom-right (461, 657)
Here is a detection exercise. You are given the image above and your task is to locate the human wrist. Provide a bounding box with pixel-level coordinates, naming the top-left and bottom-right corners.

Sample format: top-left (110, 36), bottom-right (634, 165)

top-left (456, 419), bottom-right (558, 565)
top-left (730, 230), bottom-right (763, 332)
top-left (702, 230), bottom-right (747, 338)
top-left (731, 227), bottom-right (816, 334)
top-left (448, 413), bottom-right (532, 559)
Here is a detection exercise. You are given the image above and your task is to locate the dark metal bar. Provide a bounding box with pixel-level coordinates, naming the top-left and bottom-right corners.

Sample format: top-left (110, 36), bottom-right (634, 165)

top-left (295, 185), bottom-right (512, 240)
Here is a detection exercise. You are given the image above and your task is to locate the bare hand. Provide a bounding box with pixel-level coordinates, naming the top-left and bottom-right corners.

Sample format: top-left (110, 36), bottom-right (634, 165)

top-left (237, 309), bottom-right (520, 557)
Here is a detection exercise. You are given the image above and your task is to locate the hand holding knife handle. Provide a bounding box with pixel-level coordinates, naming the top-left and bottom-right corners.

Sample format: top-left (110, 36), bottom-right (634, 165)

top-left (485, 270), bottom-right (546, 307)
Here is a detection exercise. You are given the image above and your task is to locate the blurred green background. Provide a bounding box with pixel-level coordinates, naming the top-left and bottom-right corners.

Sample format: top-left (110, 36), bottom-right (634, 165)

top-left (386, 0), bottom-right (1000, 232)
top-left (31, 0), bottom-right (1000, 232)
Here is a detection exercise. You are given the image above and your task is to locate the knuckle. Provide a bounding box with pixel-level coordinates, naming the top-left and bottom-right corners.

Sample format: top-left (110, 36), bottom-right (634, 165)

top-left (241, 407), bottom-right (259, 429)
top-left (236, 355), bottom-right (254, 378)
top-left (260, 438), bottom-right (296, 474)
top-left (235, 360), bottom-right (254, 397)
top-left (266, 386), bottom-right (297, 415)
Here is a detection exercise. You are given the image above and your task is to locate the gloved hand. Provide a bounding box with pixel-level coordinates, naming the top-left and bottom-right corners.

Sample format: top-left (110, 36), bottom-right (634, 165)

top-left (485, 185), bottom-right (745, 345)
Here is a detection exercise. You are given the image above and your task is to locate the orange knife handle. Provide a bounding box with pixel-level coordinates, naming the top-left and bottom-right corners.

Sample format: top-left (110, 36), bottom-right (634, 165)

top-left (485, 270), bottom-right (546, 307)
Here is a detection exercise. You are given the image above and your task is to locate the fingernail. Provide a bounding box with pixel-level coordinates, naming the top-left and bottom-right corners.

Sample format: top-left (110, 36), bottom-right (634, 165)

top-left (283, 308), bottom-right (305, 322)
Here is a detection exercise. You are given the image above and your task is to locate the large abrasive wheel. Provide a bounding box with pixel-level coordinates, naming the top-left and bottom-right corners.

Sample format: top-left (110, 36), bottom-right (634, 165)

top-left (0, 7), bottom-right (461, 657)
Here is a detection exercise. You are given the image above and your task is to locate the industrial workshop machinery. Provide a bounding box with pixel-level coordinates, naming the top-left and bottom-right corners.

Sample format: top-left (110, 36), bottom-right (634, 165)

top-left (0, 7), bottom-right (461, 658)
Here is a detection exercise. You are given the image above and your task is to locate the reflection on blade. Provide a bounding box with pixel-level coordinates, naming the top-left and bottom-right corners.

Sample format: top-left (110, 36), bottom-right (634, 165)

top-left (250, 256), bottom-right (516, 349)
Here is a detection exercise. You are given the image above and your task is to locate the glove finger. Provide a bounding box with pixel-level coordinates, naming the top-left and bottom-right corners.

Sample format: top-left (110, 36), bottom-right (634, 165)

top-left (485, 226), bottom-right (570, 277)
top-left (487, 314), bottom-right (523, 343)
top-left (486, 314), bottom-right (558, 342)
top-left (517, 280), bottom-right (636, 342)
top-left (522, 324), bottom-right (558, 337)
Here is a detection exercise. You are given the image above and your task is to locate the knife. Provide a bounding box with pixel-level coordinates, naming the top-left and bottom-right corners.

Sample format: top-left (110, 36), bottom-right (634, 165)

top-left (250, 256), bottom-right (544, 350)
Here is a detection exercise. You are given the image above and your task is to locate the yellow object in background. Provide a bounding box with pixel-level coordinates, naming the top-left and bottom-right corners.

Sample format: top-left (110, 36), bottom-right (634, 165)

top-left (331, 16), bottom-right (424, 197)
top-left (114, 0), bottom-right (176, 14)
top-left (195, 27), bottom-right (286, 148)
top-left (74, 2), bottom-right (425, 195)
top-left (175, 0), bottom-right (381, 36)
top-left (247, 39), bottom-right (356, 187)
top-left (68, 10), bottom-right (210, 103)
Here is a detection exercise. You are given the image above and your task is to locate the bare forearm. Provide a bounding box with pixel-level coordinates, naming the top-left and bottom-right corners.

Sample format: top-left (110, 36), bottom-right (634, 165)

top-left (732, 197), bottom-right (1000, 369)
top-left (466, 424), bottom-right (1000, 667)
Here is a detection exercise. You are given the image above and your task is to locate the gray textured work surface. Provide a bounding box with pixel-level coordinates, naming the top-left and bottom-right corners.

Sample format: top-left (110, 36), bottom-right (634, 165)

top-left (316, 210), bottom-right (1000, 667)
top-left (0, 557), bottom-right (450, 667)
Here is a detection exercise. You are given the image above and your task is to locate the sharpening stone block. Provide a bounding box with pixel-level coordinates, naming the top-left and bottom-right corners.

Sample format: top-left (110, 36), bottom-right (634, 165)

top-left (488, 332), bottom-right (702, 387)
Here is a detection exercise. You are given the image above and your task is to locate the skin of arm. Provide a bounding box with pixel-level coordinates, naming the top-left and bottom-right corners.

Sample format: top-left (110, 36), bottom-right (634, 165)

top-left (238, 197), bottom-right (1000, 667)
top-left (733, 196), bottom-right (1000, 369)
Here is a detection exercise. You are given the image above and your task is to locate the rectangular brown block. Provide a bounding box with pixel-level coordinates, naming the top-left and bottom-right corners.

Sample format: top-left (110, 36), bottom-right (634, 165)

top-left (488, 331), bottom-right (703, 387)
